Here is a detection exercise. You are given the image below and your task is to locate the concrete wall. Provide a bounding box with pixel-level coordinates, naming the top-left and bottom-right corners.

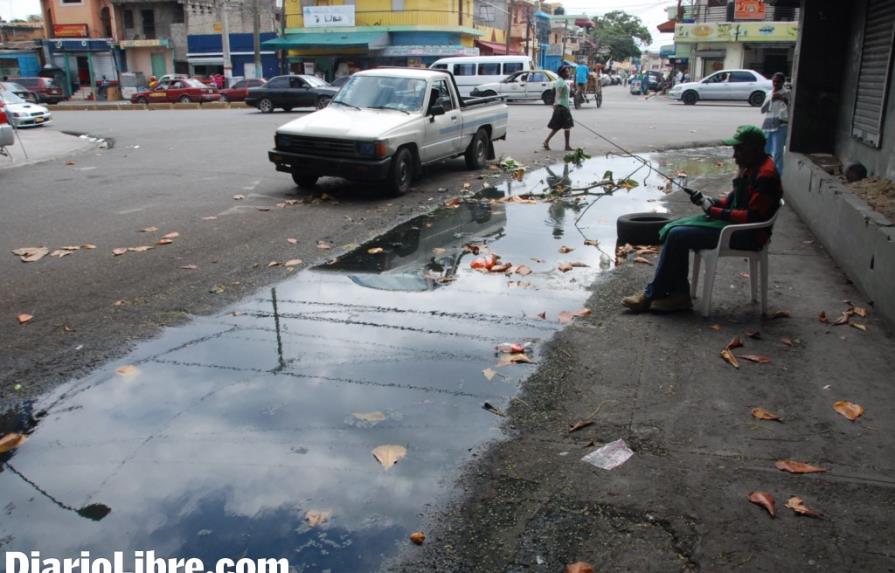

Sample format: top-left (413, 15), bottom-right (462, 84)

top-left (783, 153), bottom-right (895, 328)
top-left (832, 0), bottom-right (895, 181)
top-left (187, 0), bottom-right (277, 35)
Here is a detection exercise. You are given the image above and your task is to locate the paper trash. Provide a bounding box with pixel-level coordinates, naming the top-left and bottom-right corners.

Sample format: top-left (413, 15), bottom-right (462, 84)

top-left (581, 438), bottom-right (634, 470)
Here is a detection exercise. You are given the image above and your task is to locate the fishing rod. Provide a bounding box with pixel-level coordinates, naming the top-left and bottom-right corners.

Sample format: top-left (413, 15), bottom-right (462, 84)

top-left (574, 120), bottom-right (696, 197)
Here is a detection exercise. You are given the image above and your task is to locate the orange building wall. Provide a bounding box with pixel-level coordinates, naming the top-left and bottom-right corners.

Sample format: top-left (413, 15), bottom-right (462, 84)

top-left (43, 0), bottom-right (120, 39)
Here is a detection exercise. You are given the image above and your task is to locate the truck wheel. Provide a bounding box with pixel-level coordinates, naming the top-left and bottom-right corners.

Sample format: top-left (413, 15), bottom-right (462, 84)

top-left (465, 129), bottom-right (489, 170)
top-left (292, 171), bottom-right (318, 188)
top-left (258, 98), bottom-right (274, 113)
top-left (748, 90), bottom-right (766, 107)
top-left (542, 90), bottom-right (554, 105)
top-left (682, 91), bottom-right (698, 105)
top-left (387, 148), bottom-right (414, 196)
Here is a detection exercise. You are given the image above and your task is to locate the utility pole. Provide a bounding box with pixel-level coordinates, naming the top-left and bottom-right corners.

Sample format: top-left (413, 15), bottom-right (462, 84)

top-left (504, 0), bottom-right (511, 55)
top-left (253, 0), bottom-right (261, 78)
top-left (220, 0), bottom-right (232, 86)
top-left (279, 0), bottom-right (287, 74)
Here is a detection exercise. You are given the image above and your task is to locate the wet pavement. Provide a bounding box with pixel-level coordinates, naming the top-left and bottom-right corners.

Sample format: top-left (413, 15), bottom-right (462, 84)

top-left (1, 153), bottom-right (676, 571)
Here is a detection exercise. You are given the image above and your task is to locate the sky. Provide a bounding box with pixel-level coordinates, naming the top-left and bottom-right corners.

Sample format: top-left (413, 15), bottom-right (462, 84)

top-left (1, 0), bottom-right (674, 49)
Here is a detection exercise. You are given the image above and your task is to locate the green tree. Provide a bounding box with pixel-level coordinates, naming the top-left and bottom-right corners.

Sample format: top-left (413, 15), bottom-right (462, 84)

top-left (590, 10), bottom-right (653, 62)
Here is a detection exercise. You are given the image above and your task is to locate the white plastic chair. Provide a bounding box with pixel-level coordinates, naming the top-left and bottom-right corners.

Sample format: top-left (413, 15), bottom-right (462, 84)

top-left (690, 201), bottom-right (783, 317)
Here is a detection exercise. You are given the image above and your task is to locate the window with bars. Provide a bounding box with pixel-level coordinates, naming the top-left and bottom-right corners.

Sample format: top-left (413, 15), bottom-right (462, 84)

top-left (852, 0), bottom-right (895, 148)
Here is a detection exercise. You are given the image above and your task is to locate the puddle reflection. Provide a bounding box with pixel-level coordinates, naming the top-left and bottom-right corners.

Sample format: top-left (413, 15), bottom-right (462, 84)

top-left (0, 153), bottom-right (670, 571)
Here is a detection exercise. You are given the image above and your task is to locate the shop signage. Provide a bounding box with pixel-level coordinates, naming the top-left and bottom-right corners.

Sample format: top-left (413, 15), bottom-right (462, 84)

top-left (735, 0), bottom-right (767, 20)
top-left (546, 43), bottom-right (563, 56)
top-left (302, 5), bottom-right (355, 28)
top-left (675, 22), bottom-right (797, 43)
top-left (119, 39), bottom-right (170, 48)
top-left (53, 23), bottom-right (88, 38)
top-left (378, 45), bottom-right (479, 57)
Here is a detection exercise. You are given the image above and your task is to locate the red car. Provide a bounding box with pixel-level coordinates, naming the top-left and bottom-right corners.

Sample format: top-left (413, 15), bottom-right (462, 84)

top-left (219, 78), bottom-right (267, 102)
top-left (10, 77), bottom-right (66, 104)
top-left (131, 78), bottom-right (221, 104)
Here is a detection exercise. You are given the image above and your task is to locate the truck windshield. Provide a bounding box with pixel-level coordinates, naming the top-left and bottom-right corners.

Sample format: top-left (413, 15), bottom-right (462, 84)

top-left (334, 76), bottom-right (427, 112)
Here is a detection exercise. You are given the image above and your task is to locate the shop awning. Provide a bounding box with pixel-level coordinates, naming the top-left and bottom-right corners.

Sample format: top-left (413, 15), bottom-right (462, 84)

top-left (262, 32), bottom-right (389, 49)
top-left (657, 19), bottom-right (676, 33)
top-left (475, 40), bottom-right (522, 55)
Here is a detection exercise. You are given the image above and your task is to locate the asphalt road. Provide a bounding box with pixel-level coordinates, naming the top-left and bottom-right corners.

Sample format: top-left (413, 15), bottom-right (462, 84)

top-left (0, 87), bottom-right (761, 403)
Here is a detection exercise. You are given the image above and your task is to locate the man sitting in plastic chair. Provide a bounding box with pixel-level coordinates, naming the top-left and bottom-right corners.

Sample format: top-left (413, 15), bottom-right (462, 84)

top-left (623, 125), bottom-right (783, 313)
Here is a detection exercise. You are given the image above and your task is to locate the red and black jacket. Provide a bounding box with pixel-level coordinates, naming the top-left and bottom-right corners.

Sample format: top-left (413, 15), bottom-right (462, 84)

top-left (707, 155), bottom-right (783, 245)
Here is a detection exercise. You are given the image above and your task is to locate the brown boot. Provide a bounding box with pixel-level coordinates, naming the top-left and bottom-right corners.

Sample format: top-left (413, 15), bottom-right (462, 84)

top-left (622, 292), bottom-right (652, 313)
top-left (650, 291), bottom-right (693, 313)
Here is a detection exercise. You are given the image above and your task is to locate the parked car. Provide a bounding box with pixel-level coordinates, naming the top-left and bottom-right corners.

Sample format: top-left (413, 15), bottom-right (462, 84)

top-left (330, 76), bottom-right (352, 90)
top-left (267, 68), bottom-right (508, 195)
top-left (245, 75), bottom-right (338, 112)
top-left (0, 81), bottom-right (37, 103)
top-left (0, 90), bottom-right (51, 127)
top-left (130, 78), bottom-right (221, 104)
top-left (667, 69), bottom-right (772, 106)
top-left (218, 78), bottom-right (266, 102)
top-left (470, 69), bottom-right (566, 104)
top-left (430, 55), bottom-right (534, 97)
top-left (10, 77), bottom-right (66, 104)
top-left (0, 98), bottom-right (15, 147)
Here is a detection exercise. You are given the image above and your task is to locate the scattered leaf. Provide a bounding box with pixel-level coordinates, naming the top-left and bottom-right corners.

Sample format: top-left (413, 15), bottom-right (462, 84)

top-left (483, 402), bottom-right (505, 416)
top-left (141, 226), bottom-right (159, 233)
top-left (233, 194), bottom-right (246, 200)
top-left (113, 299), bottom-right (126, 306)
top-left (16, 313), bottom-right (33, 325)
top-left (746, 330), bottom-right (761, 339)
top-left (781, 336), bottom-right (797, 347)
top-left (482, 368), bottom-right (497, 381)
top-left (366, 247), bottom-right (384, 254)
top-left (115, 365), bottom-right (140, 378)
top-left (771, 310), bottom-right (791, 319)
top-left (558, 262), bottom-right (574, 272)
top-left (256, 207), bottom-right (271, 212)
top-left (432, 247), bottom-right (446, 255)
top-left (568, 419), bottom-right (594, 433)
top-left (725, 336), bottom-right (744, 350)
top-left (720, 349), bottom-right (740, 369)
top-left (748, 491), bottom-right (776, 517)
top-left (180, 264), bottom-right (198, 270)
top-left (710, 324), bottom-right (722, 331)
top-left (49, 249), bottom-right (72, 258)
top-left (304, 510), bottom-right (331, 527)
top-left (496, 342), bottom-right (527, 354)
top-left (584, 239), bottom-right (599, 247)
top-left (287, 238), bottom-right (298, 245)
top-left (12, 247), bottom-right (49, 262)
top-left (81, 243), bottom-right (97, 249)
top-left (536, 311), bottom-right (546, 320)
top-left (409, 531), bottom-right (426, 545)
top-left (751, 407), bottom-right (782, 421)
top-left (833, 400), bottom-right (864, 421)
top-left (831, 311), bottom-right (851, 326)
top-left (739, 354), bottom-right (771, 364)
top-left (851, 306), bottom-right (868, 318)
top-left (284, 259), bottom-right (303, 267)
top-left (112, 248), bottom-right (128, 256)
top-left (564, 563), bottom-right (595, 573)
top-left (850, 322), bottom-right (867, 332)
top-left (570, 261), bottom-right (589, 268)
top-left (775, 459), bottom-right (828, 474)
top-left (489, 263), bottom-right (512, 273)
top-left (372, 444), bottom-right (407, 470)
top-left (267, 261), bottom-right (280, 268)
top-left (128, 246), bottom-right (153, 252)
top-left (515, 265), bottom-right (532, 276)
top-left (559, 245), bottom-right (575, 254)
top-left (317, 240), bottom-right (332, 250)
top-left (156, 239), bottom-right (173, 246)
top-left (498, 353), bottom-right (534, 366)
top-left (818, 311), bottom-right (828, 324)
top-left (63, 324), bottom-right (75, 332)
top-left (633, 256), bottom-right (654, 265)
top-left (162, 232), bottom-right (179, 240)
top-left (0, 433), bottom-right (27, 454)
top-left (785, 497), bottom-right (823, 518)
top-left (61, 245), bottom-right (81, 251)
top-left (65, 160), bottom-right (75, 166)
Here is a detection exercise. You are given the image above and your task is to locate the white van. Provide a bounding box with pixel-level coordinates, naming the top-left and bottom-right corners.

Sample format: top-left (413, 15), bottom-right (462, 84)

top-left (430, 55), bottom-right (533, 97)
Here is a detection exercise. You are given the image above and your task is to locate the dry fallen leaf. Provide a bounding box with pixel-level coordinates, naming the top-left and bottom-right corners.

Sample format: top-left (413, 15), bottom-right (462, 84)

top-left (564, 563), bottom-right (595, 573)
top-left (781, 336), bottom-right (797, 347)
top-left (570, 261), bottom-right (589, 268)
top-left (633, 256), bottom-right (654, 265)
top-left (751, 407), bottom-right (782, 422)
top-left (833, 400), bottom-right (864, 421)
top-left (287, 238), bottom-right (298, 245)
top-left (482, 368), bottom-right (497, 381)
top-left (162, 232), bottom-right (180, 240)
top-left (141, 226), bottom-right (159, 233)
top-left (372, 444), bottom-right (407, 470)
top-left (558, 262), bottom-right (574, 272)
top-left (739, 354), bottom-right (771, 364)
top-left (256, 207), bottom-right (271, 212)
top-left (81, 243), bottom-right (97, 249)
top-left (317, 240), bottom-right (332, 250)
top-left (0, 433), bottom-right (27, 454)
top-left (128, 246), bottom-right (153, 253)
top-left (559, 245), bottom-right (575, 254)
top-left (710, 324), bottom-right (721, 332)
top-left (851, 306), bottom-right (868, 318)
top-left (745, 330), bottom-right (761, 339)
top-left (49, 249), bottom-right (72, 258)
top-left (818, 311), bottom-right (828, 324)
top-left (267, 261), bottom-right (280, 268)
top-left (156, 239), bottom-right (173, 246)
top-left (725, 336), bottom-right (744, 350)
top-left (748, 491), bottom-right (776, 517)
top-left (775, 459), bottom-right (828, 474)
top-left (410, 531), bottom-right (426, 545)
top-left (497, 353), bottom-right (534, 366)
top-left (771, 310), bottom-right (791, 319)
top-left (720, 349), bottom-right (740, 369)
top-left (12, 247), bottom-right (50, 262)
top-left (785, 497), bottom-right (823, 518)
top-left (304, 510), bottom-right (331, 527)
top-left (568, 419), bottom-right (594, 433)
top-left (831, 311), bottom-right (850, 326)
top-left (233, 194), bottom-right (246, 200)
top-left (352, 411), bottom-right (386, 423)
top-left (483, 402), bottom-right (505, 417)
top-left (516, 265), bottom-right (532, 276)
top-left (367, 247), bottom-right (384, 254)
top-left (115, 365), bottom-right (140, 378)
top-left (201, 216), bottom-right (218, 221)
top-left (112, 248), bottom-right (128, 256)
top-left (850, 322), bottom-right (867, 332)
top-left (584, 239), bottom-right (599, 247)
top-left (284, 259), bottom-right (303, 267)
top-left (16, 313), bottom-right (33, 325)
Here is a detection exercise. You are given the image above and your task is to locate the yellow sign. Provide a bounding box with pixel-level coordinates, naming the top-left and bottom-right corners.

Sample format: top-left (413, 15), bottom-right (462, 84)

top-left (735, 0), bottom-right (766, 20)
top-left (675, 22), bottom-right (797, 43)
top-left (284, 0), bottom-right (301, 16)
top-left (214, 21), bottom-right (222, 32)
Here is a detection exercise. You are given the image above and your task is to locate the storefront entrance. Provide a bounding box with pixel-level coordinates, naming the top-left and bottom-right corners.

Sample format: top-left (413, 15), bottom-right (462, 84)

top-left (151, 53), bottom-right (167, 77)
top-left (77, 56), bottom-right (90, 85)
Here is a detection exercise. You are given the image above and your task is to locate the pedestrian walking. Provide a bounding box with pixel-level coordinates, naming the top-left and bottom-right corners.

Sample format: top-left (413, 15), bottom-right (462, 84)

top-left (543, 67), bottom-right (574, 151)
top-left (761, 72), bottom-right (790, 173)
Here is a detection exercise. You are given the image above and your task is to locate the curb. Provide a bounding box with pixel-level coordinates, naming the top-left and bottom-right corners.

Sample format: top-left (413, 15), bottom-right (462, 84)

top-left (49, 102), bottom-right (253, 111)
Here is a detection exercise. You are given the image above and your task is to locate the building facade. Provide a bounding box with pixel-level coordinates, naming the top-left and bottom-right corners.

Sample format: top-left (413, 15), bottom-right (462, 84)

top-left (671, 0), bottom-right (799, 79)
top-left (0, 21), bottom-right (46, 78)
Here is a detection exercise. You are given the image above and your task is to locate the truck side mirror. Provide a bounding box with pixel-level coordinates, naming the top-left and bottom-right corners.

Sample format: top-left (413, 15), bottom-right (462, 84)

top-left (429, 104), bottom-right (445, 117)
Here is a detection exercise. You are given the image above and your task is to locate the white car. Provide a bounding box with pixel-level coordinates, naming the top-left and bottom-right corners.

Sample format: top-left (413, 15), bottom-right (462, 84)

top-left (470, 70), bottom-right (573, 105)
top-left (0, 90), bottom-right (52, 127)
top-left (667, 69), bottom-right (772, 107)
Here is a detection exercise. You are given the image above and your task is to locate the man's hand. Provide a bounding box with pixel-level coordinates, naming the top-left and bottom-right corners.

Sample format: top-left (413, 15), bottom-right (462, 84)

top-left (687, 188), bottom-right (704, 205)
top-left (701, 197), bottom-right (715, 213)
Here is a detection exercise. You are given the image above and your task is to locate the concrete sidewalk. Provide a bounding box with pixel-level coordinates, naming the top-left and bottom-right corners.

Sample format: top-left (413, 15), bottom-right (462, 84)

top-left (394, 163), bottom-right (895, 572)
top-left (0, 127), bottom-right (99, 170)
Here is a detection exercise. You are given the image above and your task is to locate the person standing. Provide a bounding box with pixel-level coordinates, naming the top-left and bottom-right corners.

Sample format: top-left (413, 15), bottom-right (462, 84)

top-left (543, 67), bottom-right (574, 151)
top-left (575, 63), bottom-right (589, 102)
top-left (761, 72), bottom-right (790, 173)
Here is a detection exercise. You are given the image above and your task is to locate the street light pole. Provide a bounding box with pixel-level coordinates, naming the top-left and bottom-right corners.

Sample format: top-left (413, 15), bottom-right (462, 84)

top-left (253, 0), bottom-right (261, 78)
top-left (219, 0), bottom-right (232, 85)
top-left (504, 0), bottom-right (511, 55)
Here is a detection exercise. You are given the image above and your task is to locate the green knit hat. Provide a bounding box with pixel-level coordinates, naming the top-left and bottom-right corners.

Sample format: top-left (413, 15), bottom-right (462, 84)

top-left (723, 125), bottom-right (767, 146)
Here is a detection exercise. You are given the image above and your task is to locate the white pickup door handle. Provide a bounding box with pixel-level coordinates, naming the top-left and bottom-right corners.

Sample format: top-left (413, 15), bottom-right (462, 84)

top-left (450, 116), bottom-right (458, 120)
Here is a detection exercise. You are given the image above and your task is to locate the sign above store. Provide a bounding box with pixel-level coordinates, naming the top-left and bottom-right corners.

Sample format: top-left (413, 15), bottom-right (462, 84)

top-left (377, 45), bottom-right (479, 57)
top-left (302, 5), bottom-right (355, 28)
top-left (53, 24), bottom-right (88, 38)
top-left (735, 0), bottom-right (767, 20)
top-left (675, 22), bottom-right (797, 43)
top-left (119, 39), bottom-right (170, 48)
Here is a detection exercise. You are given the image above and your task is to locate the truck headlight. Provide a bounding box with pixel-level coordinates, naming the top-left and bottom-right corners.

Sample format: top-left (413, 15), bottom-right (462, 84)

top-left (275, 133), bottom-right (290, 149)
top-left (358, 141), bottom-right (388, 158)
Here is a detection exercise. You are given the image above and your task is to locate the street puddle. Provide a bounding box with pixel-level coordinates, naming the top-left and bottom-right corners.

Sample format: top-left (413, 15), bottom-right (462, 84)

top-left (0, 153), bottom-right (671, 571)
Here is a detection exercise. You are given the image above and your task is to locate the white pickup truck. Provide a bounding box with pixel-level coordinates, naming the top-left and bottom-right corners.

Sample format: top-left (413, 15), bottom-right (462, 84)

top-left (268, 68), bottom-right (508, 195)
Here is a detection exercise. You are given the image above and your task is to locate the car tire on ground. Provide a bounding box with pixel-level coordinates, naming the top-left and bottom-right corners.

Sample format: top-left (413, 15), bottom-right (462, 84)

top-left (616, 212), bottom-right (675, 246)
top-left (682, 91), bottom-right (698, 105)
top-left (748, 90), bottom-right (766, 107)
top-left (316, 97), bottom-right (331, 110)
top-left (464, 128), bottom-right (489, 170)
top-left (258, 98), bottom-right (274, 113)
top-left (387, 147), bottom-right (414, 196)
top-left (135, 97), bottom-right (148, 104)
top-left (179, 95), bottom-right (191, 103)
top-left (542, 90), bottom-right (554, 105)
top-left (283, 107), bottom-right (293, 112)
top-left (291, 170), bottom-right (318, 188)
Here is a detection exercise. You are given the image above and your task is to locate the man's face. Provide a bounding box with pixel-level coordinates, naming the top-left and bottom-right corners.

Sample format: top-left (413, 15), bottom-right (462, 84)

top-left (733, 143), bottom-right (762, 168)
top-left (772, 76), bottom-right (784, 89)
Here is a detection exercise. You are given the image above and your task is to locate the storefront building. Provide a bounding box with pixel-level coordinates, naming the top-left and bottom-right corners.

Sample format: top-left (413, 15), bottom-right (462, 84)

top-left (47, 37), bottom-right (121, 94)
top-left (119, 38), bottom-right (172, 78)
top-left (674, 20), bottom-right (798, 79)
top-left (187, 33), bottom-right (278, 79)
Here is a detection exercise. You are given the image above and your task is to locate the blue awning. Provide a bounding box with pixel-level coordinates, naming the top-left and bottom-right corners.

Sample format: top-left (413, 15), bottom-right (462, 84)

top-left (262, 32), bottom-right (389, 49)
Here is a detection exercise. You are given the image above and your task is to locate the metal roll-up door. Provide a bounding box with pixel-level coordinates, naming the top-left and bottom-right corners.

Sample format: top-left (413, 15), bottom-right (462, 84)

top-left (852, 0), bottom-right (895, 148)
